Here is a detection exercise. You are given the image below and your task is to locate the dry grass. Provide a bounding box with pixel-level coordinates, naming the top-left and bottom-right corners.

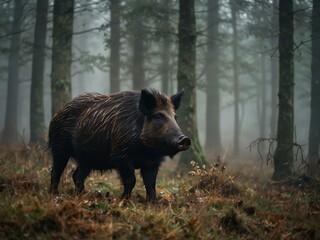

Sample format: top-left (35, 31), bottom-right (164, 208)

top-left (0, 145), bottom-right (319, 239)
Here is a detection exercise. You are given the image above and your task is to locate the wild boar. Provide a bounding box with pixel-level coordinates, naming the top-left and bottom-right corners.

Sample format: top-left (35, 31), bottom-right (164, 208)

top-left (48, 89), bottom-right (191, 202)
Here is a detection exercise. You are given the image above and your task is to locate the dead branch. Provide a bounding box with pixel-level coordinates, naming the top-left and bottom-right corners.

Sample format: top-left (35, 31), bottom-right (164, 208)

top-left (248, 137), bottom-right (307, 175)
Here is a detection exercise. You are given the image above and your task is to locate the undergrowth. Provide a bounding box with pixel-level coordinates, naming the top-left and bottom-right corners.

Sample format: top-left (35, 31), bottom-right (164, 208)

top-left (0, 145), bottom-right (319, 239)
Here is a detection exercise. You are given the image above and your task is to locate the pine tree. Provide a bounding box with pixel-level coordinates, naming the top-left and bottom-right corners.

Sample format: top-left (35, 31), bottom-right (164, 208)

top-left (109, 0), bottom-right (121, 93)
top-left (205, 0), bottom-right (222, 156)
top-left (177, 0), bottom-right (207, 173)
top-left (308, 0), bottom-right (320, 177)
top-left (273, 0), bottom-right (294, 180)
top-left (2, 0), bottom-right (23, 146)
top-left (29, 0), bottom-right (48, 144)
top-left (51, 0), bottom-right (74, 116)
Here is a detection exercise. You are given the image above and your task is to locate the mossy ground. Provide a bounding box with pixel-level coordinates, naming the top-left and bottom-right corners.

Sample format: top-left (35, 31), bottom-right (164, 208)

top-left (0, 145), bottom-right (319, 239)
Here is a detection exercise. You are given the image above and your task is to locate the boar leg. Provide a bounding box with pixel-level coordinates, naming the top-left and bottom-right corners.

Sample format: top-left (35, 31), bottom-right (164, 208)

top-left (72, 164), bottom-right (91, 194)
top-left (50, 154), bottom-right (69, 194)
top-left (141, 164), bottom-right (159, 202)
top-left (118, 165), bottom-right (136, 199)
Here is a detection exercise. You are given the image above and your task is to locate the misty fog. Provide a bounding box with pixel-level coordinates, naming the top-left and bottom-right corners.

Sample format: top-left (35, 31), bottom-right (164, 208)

top-left (0, 0), bottom-right (313, 162)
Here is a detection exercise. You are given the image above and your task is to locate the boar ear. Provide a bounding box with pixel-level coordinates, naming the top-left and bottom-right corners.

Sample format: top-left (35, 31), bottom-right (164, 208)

top-left (139, 89), bottom-right (157, 115)
top-left (170, 90), bottom-right (184, 110)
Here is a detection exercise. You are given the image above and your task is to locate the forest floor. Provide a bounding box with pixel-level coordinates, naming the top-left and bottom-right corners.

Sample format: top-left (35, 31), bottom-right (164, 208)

top-left (0, 145), bottom-right (319, 240)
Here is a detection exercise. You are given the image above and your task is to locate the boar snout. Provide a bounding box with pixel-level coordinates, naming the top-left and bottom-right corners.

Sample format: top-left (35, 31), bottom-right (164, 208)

top-left (176, 135), bottom-right (191, 151)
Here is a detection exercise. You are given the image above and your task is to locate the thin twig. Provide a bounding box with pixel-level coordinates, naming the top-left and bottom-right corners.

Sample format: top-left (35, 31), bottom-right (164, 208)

top-left (248, 137), bottom-right (307, 175)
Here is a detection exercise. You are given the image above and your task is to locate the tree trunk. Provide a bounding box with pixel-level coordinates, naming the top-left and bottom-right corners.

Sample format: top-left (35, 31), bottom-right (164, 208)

top-left (161, 38), bottom-right (170, 95)
top-left (205, 0), bottom-right (222, 157)
top-left (73, 2), bottom-right (88, 94)
top-left (51, 0), bottom-right (74, 116)
top-left (161, 0), bottom-right (170, 95)
top-left (110, 0), bottom-right (120, 93)
top-left (230, 0), bottom-right (240, 157)
top-left (177, 0), bottom-right (207, 173)
top-left (2, 0), bottom-right (23, 146)
top-left (29, 0), bottom-right (48, 144)
top-left (308, 0), bottom-right (320, 177)
top-left (259, 53), bottom-right (267, 153)
top-left (270, 0), bottom-right (278, 137)
top-left (132, 0), bottom-right (145, 90)
top-left (273, 0), bottom-right (294, 180)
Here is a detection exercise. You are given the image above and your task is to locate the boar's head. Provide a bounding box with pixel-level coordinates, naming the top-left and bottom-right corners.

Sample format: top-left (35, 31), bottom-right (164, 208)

top-left (139, 89), bottom-right (191, 156)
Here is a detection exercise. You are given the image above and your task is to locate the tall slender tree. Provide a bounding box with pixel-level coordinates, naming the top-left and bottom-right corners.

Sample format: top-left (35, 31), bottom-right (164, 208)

top-left (109, 0), bottom-right (120, 93)
top-left (259, 53), bottom-right (267, 153)
top-left (205, 0), bottom-right (222, 157)
top-left (160, 0), bottom-right (171, 95)
top-left (29, 0), bottom-right (48, 144)
top-left (132, 0), bottom-right (145, 89)
top-left (270, 0), bottom-right (278, 137)
top-left (177, 0), bottom-right (207, 173)
top-left (230, 0), bottom-right (240, 157)
top-left (2, 0), bottom-right (23, 146)
top-left (51, 0), bottom-right (74, 116)
top-left (308, 0), bottom-right (320, 176)
top-left (273, 0), bottom-right (294, 180)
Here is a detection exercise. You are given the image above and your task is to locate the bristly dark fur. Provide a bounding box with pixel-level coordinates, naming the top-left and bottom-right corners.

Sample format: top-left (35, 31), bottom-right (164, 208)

top-left (72, 91), bottom-right (145, 163)
top-left (48, 90), bottom-right (173, 164)
top-left (48, 92), bottom-right (105, 152)
top-left (48, 89), bottom-right (189, 201)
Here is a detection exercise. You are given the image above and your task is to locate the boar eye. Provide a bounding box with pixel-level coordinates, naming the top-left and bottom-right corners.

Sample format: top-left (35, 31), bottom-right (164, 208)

top-left (153, 113), bottom-right (164, 122)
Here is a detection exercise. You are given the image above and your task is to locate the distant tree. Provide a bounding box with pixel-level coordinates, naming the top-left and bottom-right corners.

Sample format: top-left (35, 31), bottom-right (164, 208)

top-left (51, 0), bottom-right (74, 116)
top-left (244, 0), bottom-right (278, 140)
top-left (109, 0), bottom-right (120, 93)
top-left (273, 0), bottom-right (294, 180)
top-left (270, 0), bottom-right (278, 137)
top-left (230, 0), bottom-right (240, 157)
top-left (177, 0), bottom-right (207, 173)
top-left (29, 0), bottom-right (48, 144)
top-left (160, 0), bottom-right (171, 95)
top-left (308, 0), bottom-right (320, 176)
top-left (258, 53), bottom-right (267, 153)
top-left (205, 0), bottom-right (222, 156)
top-left (132, 0), bottom-right (145, 89)
top-left (2, 0), bottom-right (24, 146)
top-left (72, 9), bottom-right (87, 95)
top-left (0, 3), bottom-right (13, 77)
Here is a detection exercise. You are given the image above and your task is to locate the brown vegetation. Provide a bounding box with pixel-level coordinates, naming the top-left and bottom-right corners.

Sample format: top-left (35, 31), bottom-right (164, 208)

top-left (0, 145), bottom-right (319, 239)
